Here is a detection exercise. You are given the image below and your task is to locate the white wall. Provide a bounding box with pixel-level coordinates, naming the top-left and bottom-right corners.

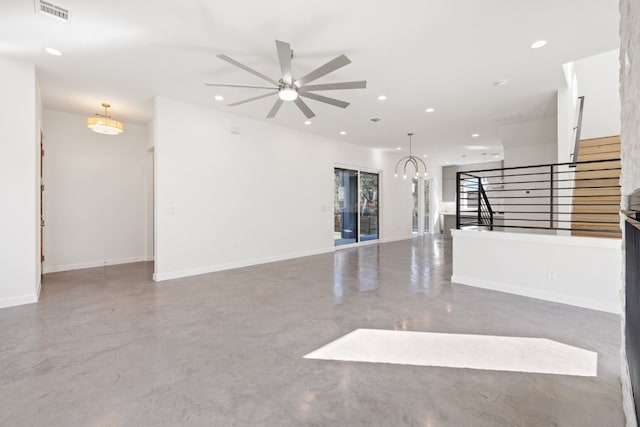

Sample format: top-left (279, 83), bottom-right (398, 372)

top-left (574, 49), bottom-right (621, 140)
top-left (42, 109), bottom-right (150, 272)
top-left (451, 230), bottom-right (621, 314)
top-left (154, 96), bottom-right (413, 280)
top-left (497, 117), bottom-right (558, 232)
top-left (0, 56), bottom-right (40, 308)
top-left (500, 116), bottom-right (558, 167)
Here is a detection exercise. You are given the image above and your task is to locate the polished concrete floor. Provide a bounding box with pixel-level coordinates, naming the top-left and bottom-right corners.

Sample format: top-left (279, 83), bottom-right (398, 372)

top-left (0, 236), bottom-right (625, 426)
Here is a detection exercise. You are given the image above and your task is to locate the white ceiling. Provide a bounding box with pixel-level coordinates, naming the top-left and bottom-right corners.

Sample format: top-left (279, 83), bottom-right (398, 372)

top-left (0, 0), bottom-right (620, 164)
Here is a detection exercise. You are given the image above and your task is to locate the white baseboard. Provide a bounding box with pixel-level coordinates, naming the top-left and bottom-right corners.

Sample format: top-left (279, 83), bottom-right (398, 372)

top-left (154, 247), bottom-right (334, 281)
top-left (0, 293), bottom-right (38, 309)
top-left (451, 274), bottom-right (620, 314)
top-left (43, 256), bottom-right (151, 274)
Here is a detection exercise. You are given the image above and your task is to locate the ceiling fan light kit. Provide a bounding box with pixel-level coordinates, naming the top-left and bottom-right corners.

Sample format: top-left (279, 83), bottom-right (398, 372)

top-left (87, 103), bottom-right (124, 135)
top-left (278, 86), bottom-right (298, 101)
top-left (206, 40), bottom-right (367, 119)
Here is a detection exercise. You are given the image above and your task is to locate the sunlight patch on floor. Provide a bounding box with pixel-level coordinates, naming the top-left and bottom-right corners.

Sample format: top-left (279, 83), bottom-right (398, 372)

top-left (304, 329), bottom-right (598, 377)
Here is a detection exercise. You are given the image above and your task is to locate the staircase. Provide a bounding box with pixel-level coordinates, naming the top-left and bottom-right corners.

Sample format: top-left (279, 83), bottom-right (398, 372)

top-left (571, 135), bottom-right (621, 238)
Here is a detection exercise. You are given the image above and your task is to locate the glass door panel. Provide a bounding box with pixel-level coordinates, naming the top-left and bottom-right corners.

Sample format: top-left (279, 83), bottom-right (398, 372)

top-left (334, 168), bottom-right (359, 246)
top-left (424, 179), bottom-right (430, 233)
top-left (359, 172), bottom-right (379, 241)
top-left (412, 178), bottom-right (419, 233)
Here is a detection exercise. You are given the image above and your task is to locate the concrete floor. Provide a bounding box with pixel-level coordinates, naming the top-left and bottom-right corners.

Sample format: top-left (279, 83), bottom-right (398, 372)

top-left (0, 236), bottom-right (625, 426)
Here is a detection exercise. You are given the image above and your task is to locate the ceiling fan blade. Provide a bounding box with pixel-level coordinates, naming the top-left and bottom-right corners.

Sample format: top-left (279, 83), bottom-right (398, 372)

top-left (295, 54), bottom-right (351, 87)
top-left (299, 92), bottom-right (350, 108)
top-left (205, 83), bottom-right (277, 90)
top-left (266, 99), bottom-right (284, 118)
top-left (300, 81), bottom-right (367, 91)
top-left (228, 91), bottom-right (278, 107)
top-left (294, 98), bottom-right (316, 119)
top-left (275, 40), bottom-right (292, 85)
top-left (217, 54), bottom-right (279, 86)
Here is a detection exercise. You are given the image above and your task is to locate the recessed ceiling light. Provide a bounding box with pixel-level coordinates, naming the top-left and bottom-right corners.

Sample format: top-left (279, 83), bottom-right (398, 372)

top-left (214, 95), bottom-right (224, 101)
top-left (530, 40), bottom-right (547, 49)
top-left (471, 133), bottom-right (480, 138)
top-left (494, 154), bottom-right (500, 159)
top-left (445, 161), bottom-right (451, 164)
top-left (396, 147), bottom-right (402, 150)
top-left (377, 95), bottom-right (387, 101)
top-left (465, 145), bottom-right (488, 150)
top-left (422, 154), bottom-right (428, 158)
top-left (494, 79), bottom-right (509, 87)
top-left (304, 120), bottom-right (311, 125)
top-left (425, 108), bottom-right (435, 113)
top-left (44, 47), bottom-right (62, 56)
top-left (340, 131), bottom-right (347, 135)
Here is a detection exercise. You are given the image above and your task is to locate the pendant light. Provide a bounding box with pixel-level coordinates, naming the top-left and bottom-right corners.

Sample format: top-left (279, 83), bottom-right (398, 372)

top-left (87, 103), bottom-right (124, 135)
top-left (394, 133), bottom-right (427, 179)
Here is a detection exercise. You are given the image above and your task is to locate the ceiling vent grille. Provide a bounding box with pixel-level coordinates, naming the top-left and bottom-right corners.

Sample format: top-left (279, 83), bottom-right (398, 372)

top-left (35, 0), bottom-right (70, 22)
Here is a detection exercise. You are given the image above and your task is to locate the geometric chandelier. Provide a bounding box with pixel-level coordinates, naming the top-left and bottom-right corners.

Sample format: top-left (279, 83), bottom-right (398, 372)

top-left (394, 133), bottom-right (427, 179)
top-left (87, 102), bottom-right (124, 135)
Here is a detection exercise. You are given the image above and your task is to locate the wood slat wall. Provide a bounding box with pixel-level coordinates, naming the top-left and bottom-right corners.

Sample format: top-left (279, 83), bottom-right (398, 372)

top-left (571, 135), bottom-right (621, 238)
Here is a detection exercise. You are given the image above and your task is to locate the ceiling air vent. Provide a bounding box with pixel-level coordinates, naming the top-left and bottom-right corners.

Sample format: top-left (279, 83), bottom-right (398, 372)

top-left (370, 118), bottom-right (381, 123)
top-left (35, 0), bottom-right (70, 23)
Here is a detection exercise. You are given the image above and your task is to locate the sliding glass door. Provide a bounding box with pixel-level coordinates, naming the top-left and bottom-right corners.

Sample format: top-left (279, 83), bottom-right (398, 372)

top-left (334, 168), bottom-right (380, 246)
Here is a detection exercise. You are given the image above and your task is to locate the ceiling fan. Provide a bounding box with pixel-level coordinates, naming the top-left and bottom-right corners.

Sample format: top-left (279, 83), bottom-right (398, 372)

top-left (205, 40), bottom-right (367, 119)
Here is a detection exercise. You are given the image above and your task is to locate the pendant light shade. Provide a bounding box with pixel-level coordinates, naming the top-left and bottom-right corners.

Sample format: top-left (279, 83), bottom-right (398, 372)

top-left (87, 103), bottom-right (124, 135)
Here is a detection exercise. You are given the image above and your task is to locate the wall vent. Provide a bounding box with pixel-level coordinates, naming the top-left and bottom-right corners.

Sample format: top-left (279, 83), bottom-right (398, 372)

top-left (35, 0), bottom-right (70, 22)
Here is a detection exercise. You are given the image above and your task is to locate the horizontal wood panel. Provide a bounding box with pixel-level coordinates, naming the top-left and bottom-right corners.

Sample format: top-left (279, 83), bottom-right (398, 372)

top-left (572, 230), bottom-right (622, 238)
top-left (578, 151), bottom-right (621, 162)
top-left (571, 213), bottom-right (620, 221)
top-left (573, 178), bottom-right (620, 187)
top-left (578, 143), bottom-right (620, 155)
top-left (575, 161), bottom-right (621, 171)
top-left (573, 187), bottom-right (621, 197)
top-left (572, 205), bottom-right (620, 213)
top-left (574, 172), bottom-right (621, 182)
top-left (579, 135), bottom-right (620, 148)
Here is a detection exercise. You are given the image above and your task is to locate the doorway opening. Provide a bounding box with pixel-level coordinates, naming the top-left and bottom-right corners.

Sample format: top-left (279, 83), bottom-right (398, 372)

top-left (412, 177), bottom-right (430, 235)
